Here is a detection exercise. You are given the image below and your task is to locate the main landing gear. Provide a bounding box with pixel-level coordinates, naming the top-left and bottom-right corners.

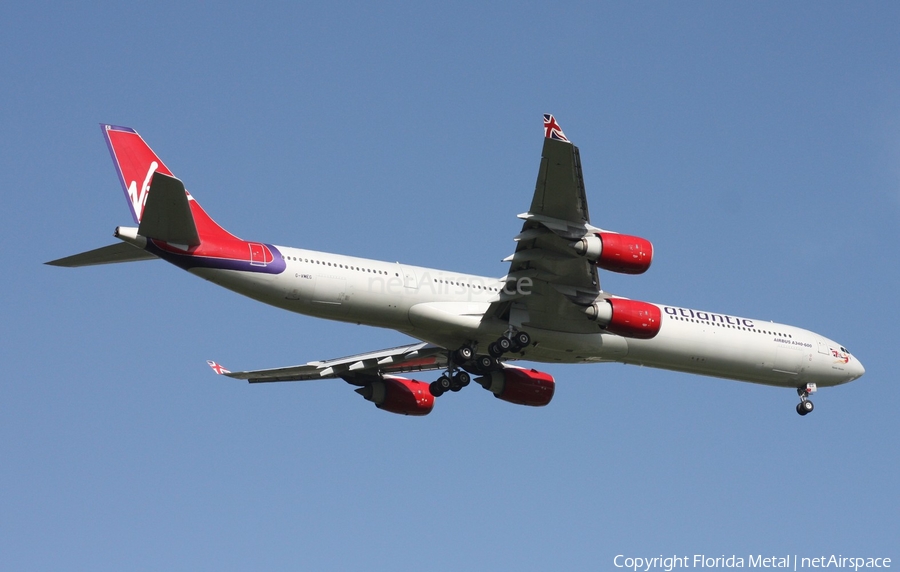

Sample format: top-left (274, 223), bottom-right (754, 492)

top-left (429, 370), bottom-right (470, 397)
top-left (429, 341), bottom-right (511, 398)
top-left (429, 345), bottom-right (475, 397)
top-left (488, 331), bottom-right (531, 358)
top-left (796, 383), bottom-right (817, 416)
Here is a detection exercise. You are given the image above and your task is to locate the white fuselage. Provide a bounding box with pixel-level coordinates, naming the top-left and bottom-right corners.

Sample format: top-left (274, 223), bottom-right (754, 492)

top-left (191, 245), bottom-right (864, 389)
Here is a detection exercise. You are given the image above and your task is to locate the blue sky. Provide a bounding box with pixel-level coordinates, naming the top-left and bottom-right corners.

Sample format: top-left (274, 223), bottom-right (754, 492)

top-left (1, 2), bottom-right (898, 570)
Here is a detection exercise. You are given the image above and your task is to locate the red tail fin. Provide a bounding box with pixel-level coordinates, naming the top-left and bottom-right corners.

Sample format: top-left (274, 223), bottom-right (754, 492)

top-left (101, 124), bottom-right (283, 272)
top-left (102, 124), bottom-right (174, 223)
top-left (101, 124), bottom-right (236, 242)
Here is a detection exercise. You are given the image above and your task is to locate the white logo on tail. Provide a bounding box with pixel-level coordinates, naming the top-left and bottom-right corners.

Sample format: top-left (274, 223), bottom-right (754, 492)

top-left (127, 161), bottom-right (158, 221)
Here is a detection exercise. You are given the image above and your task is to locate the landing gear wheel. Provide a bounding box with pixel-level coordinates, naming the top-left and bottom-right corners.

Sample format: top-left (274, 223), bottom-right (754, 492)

top-left (508, 343), bottom-right (522, 354)
top-left (496, 337), bottom-right (513, 352)
top-left (797, 400), bottom-right (814, 416)
top-left (514, 331), bottom-right (531, 347)
top-left (429, 381), bottom-right (444, 397)
top-left (454, 371), bottom-right (471, 388)
top-left (450, 379), bottom-right (462, 392)
top-left (796, 385), bottom-right (816, 416)
top-left (476, 355), bottom-right (495, 372)
top-left (455, 346), bottom-right (474, 362)
top-left (437, 375), bottom-right (452, 392)
top-left (488, 342), bottom-right (503, 358)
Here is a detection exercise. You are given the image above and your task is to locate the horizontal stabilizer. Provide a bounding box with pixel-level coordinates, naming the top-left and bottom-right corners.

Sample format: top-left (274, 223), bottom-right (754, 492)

top-left (138, 173), bottom-right (200, 246)
top-left (45, 242), bottom-right (157, 267)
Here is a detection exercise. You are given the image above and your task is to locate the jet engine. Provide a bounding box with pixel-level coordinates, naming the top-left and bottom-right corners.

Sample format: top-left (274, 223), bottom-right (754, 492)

top-left (585, 297), bottom-right (661, 339)
top-left (475, 367), bottom-right (555, 407)
top-left (573, 232), bottom-right (653, 275)
top-left (355, 377), bottom-right (434, 416)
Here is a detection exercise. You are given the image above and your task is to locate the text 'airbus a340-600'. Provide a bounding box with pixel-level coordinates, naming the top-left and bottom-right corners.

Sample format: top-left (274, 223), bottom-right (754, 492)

top-left (48, 115), bottom-right (864, 416)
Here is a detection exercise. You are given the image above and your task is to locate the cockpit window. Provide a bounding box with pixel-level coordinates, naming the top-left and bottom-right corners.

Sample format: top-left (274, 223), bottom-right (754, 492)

top-left (840, 346), bottom-right (848, 353)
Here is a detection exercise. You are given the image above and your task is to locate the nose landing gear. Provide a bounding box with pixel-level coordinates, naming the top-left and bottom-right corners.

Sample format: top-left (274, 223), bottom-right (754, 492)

top-left (796, 383), bottom-right (817, 416)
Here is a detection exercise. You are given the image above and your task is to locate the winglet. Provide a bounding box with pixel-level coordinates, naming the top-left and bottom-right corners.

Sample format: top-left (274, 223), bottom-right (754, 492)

top-left (543, 114), bottom-right (569, 142)
top-left (207, 360), bottom-right (231, 375)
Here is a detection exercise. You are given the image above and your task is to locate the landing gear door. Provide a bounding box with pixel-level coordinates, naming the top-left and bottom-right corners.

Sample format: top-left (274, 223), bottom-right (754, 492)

top-left (400, 265), bottom-right (418, 289)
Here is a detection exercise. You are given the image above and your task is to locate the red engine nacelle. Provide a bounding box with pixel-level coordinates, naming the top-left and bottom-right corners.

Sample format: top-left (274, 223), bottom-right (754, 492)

top-left (574, 232), bottom-right (653, 275)
top-left (355, 377), bottom-right (434, 416)
top-left (476, 367), bottom-right (555, 407)
top-left (585, 297), bottom-right (661, 339)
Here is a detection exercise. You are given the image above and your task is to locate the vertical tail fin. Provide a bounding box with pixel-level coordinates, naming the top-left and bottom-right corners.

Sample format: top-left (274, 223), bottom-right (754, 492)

top-left (101, 123), bottom-right (234, 242)
top-left (101, 124), bottom-right (175, 223)
top-left (99, 124), bottom-right (283, 273)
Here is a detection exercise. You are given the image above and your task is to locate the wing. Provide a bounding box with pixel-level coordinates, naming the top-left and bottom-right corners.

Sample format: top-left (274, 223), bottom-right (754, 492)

top-left (489, 115), bottom-right (604, 334)
top-left (208, 342), bottom-right (449, 383)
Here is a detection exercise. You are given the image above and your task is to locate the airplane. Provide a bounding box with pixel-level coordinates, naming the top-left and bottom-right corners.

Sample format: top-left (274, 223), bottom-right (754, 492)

top-left (47, 115), bottom-right (864, 417)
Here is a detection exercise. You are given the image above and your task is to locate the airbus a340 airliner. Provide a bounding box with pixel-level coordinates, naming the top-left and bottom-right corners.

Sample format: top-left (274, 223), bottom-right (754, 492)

top-left (48, 116), bottom-right (864, 416)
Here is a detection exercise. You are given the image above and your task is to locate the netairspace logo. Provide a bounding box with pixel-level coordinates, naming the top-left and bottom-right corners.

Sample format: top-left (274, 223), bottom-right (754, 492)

top-left (613, 555), bottom-right (891, 572)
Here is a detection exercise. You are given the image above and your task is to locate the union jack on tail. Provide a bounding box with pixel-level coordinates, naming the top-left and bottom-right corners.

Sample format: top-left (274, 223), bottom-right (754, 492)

top-left (543, 113), bottom-right (569, 142)
top-left (207, 361), bottom-right (230, 375)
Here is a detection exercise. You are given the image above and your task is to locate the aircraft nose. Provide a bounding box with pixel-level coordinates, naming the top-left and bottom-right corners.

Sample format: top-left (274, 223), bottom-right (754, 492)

top-left (850, 357), bottom-right (865, 381)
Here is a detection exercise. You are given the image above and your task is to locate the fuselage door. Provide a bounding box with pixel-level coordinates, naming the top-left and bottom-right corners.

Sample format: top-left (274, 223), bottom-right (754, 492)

top-left (312, 274), bottom-right (349, 316)
top-left (401, 265), bottom-right (418, 289)
top-left (773, 346), bottom-right (803, 375)
top-left (249, 243), bottom-right (267, 267)
top-left (817, 340), bottom-right (830, 355)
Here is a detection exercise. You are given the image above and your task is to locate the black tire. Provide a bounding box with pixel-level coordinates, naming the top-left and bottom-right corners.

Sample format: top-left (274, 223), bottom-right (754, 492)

top-left (477, 355), bottom-right (495, 371)
top-left (509, 343), bottom-right (522, 354)
top-left (515, 331), bottom-right (531, 347)
top-left (455, 371), bottom-right (471, 387)
top-left (429, 381), bottom-right (444, 397)
top-left (438, 375), bottom-right (452, 391)
top-left (497, 337), bottom-right (513, 352)
top-left (456, 346), bottom-right (474, 362)
top-left (488, 343), bottom-right (503, 358)
top-left (796, 401), bottom-right (813, 416)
